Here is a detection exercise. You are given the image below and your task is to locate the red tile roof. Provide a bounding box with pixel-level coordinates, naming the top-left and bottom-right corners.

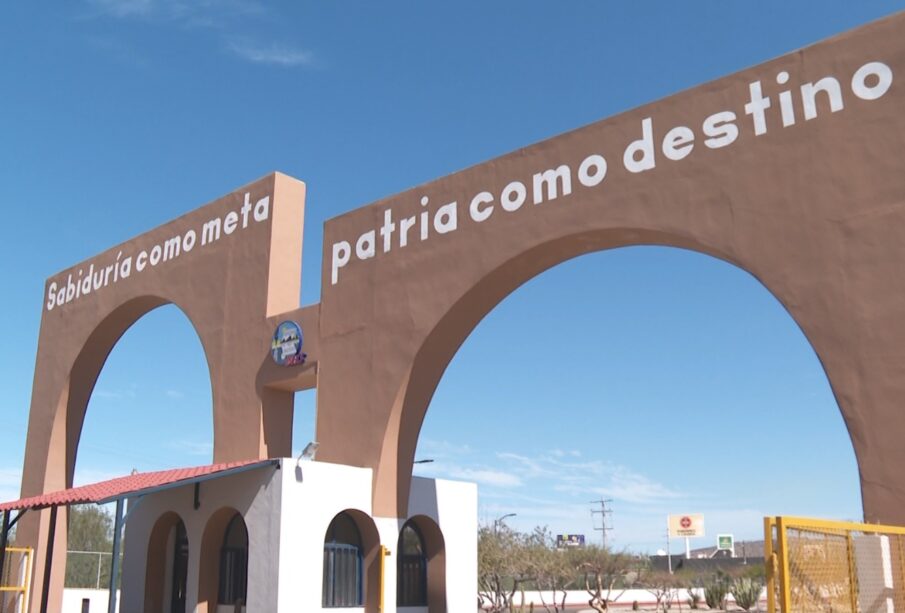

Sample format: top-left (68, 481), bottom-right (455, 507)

top-left (0, 459), bottom-right (278, 512)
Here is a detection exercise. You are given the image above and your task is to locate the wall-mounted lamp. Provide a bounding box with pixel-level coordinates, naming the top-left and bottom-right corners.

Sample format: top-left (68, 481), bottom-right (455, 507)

top-left (297, 441), bottom-right (319, 462)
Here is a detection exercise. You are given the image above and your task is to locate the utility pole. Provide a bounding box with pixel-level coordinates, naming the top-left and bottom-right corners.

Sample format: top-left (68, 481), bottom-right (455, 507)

top-left (590, 499), bottom-right (613, 549)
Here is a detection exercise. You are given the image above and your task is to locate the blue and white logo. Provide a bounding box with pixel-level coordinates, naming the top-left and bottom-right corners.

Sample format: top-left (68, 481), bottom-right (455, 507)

top-left (271, 321), bottom-right (306, 366)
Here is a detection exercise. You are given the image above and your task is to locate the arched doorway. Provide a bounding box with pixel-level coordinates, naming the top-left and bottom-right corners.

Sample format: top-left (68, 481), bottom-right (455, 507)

top-left (198, 508), bottom-right (248, 613)
top-left (397, 516), bottom-right (446, 612)
top-left (322, 510), bottom-right (380, 611)
top-left (144, 511), bottom-right (189, 613)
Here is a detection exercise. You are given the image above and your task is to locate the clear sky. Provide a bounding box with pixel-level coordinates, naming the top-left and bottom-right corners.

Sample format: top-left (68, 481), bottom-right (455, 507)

top-left (2, 1), bottom-right (903, 553)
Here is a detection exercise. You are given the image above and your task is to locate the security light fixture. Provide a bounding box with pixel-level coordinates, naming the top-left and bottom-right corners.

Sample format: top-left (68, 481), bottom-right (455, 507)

top-left (297, 441), bottom-right (319, 462)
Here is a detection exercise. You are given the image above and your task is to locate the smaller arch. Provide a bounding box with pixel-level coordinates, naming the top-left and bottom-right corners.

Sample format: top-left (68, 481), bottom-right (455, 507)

top-left (398, 516), bottom-right (446, 612)
top-left (198, 508), bottom-right (248, 613)
top-left (144, 511), bottom-right (188, 613)
top-left (322, 510), bottom-right (381, 610)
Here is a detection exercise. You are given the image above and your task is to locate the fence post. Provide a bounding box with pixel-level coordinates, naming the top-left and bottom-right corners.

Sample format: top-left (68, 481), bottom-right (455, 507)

top-left (764, 517), bottom-right (776, 613)
top-left (845, 532), bottom-right (859, 613)
top-left (775, 517), bottom-right (792, 613)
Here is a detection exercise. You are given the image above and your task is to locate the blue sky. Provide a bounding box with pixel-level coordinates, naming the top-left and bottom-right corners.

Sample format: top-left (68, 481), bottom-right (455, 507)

top-left (2, 1), bottom-right (903, 553)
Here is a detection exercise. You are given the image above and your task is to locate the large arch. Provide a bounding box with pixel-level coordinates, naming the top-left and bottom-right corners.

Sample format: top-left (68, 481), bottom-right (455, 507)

top-left (16, 174), bottom-right (309, 613)
top-left (379, 233), bottom-right (854, 516)
top-left (311, 13), bottom-right (905, 520)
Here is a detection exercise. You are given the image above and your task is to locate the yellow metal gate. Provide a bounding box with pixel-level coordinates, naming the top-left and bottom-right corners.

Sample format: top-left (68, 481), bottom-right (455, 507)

top-left (0, 547), bottom-right (32, 613)
top-left (766, 516), bottom-right (905, 613)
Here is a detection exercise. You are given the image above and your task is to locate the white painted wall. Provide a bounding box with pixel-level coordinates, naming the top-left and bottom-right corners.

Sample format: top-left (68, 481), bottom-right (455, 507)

top-left (408, 476), bottom-right (478, 613)
top-left (61, 588), bottom-right (119, 613)
top-left (276, 460), bottom-right (375, 612)
top-left (277, 461), bottom-right (477, 613)
top-left (105, 459), bottom-right (477, 613)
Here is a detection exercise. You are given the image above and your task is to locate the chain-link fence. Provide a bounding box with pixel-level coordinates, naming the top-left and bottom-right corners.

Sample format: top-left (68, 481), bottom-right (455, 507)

top-left (766, 516), bottom-right (905, 613)
top-left (0, 547), bottom-right (33, 613)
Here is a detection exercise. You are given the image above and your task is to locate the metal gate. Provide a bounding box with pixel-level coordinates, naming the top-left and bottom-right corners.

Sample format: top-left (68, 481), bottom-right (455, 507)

top-left (766, 516), bottom-right (905, 613)
top-left (323, 543), bottom-right (362, 607)
top-left (0, 547), bottom-right (33, 613)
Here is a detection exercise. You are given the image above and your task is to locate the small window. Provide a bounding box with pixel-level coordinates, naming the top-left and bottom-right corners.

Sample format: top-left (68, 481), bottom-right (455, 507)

top-left (397, 522), bottom-right (427, 606)
top-left (218, 514), bottom-right (248, 606)
top-left (323, 513), bottom-right (363, 607)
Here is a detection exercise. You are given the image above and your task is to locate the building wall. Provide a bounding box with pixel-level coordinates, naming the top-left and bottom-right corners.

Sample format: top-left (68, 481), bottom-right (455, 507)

top-left (116, 461), bottom-right (476, 613)
top-left (276, 460), bottom-right (374, 612)
top-left (277, 461), bottom-right (477, 613)
top-left (408, 476), bottom-right (478, 613)
top-left (120, 464), bottom-right (282, 613)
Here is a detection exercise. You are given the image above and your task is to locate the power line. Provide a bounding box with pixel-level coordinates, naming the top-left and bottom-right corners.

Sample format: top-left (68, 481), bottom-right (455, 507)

top-left (590, 499), bottom-right (613, 549)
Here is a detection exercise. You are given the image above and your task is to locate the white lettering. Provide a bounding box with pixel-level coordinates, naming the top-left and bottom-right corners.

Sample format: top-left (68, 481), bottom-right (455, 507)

top-left (433, 201), bottom-right (458, 234)
top-left (224, 211), bottom-right (239, 235)
top-left (254, 196), bottom-right (270, 222)
top-left (852, 61), bottom-right (893, 101)
top-left (745, 81), bottom-right (771, 135)
top-left (801, 76), bottom-right (844, 121)
top-left (662, 126), bottom-right (695, 161)
top-left (702, 111), bottom-right (738, 148)
top-left (241, 193), bottom-right (252, 228)
top-left (469, 192), bottom-right (494, 223)
top-left (356, 230), bottom-right (376, 259)
top-left (201, 219), bottom-right (222, 245)
top-left (46, 282), bottom-right (57, 311)
top-left (501, 181), bottom-right (527, 212)
top-left (400, 216), bottom-right (416, 247)
top-left (183, 230), bottom-right (196, 253)
top-left (163, 236), bottom-right (181, 261)
top-left (532, 165), bottom-right (572, 204)
top-left (380, 210), bottom-right (396, 252)
top-left (578, 154), bottom-right (607, 187)
top-left (331, 241), bottom-right (351, 285)
top-left (623, 117), bottom-right (656, 173)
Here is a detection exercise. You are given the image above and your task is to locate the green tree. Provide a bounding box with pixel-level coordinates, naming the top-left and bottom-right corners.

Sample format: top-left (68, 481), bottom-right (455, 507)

top-left (478, 523), bottom-right (534, 613)
top-left (575, 546), bottom-right (634, 612)
top-left (65, 505), bottom-right (113, 589)
top-left (526, 527), bottom-right (577, 613)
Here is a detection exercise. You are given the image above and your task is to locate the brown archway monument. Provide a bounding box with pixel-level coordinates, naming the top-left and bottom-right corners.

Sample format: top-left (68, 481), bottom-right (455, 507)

top-left (15, 11), bottom-right (905, 612)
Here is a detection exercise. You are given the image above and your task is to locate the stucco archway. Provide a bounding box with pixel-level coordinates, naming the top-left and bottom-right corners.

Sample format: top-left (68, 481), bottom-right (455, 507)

top-left (144, 511), bottom-right (188, 613)
top-left (309, 15), bottom-right (905, 521)
top-left (16, 174), bottom-right (308, 613)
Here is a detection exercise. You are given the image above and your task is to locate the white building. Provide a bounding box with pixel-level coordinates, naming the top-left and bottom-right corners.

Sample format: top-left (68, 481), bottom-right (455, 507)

top-left (116, 459), bottom-right (476, 613)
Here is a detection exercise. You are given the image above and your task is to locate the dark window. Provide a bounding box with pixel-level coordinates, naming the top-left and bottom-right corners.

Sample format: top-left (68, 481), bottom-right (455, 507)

top-left (397, 522), bottom-right (427, 606)
top-left (170, 520), bottom-right (188, 613)
top-left (218, 514), bottom-right (248, 606)
top-left (323, 513), bottom-right (363, 607)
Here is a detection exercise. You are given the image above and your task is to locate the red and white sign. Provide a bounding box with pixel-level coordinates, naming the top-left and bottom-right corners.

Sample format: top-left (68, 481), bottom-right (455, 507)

top-left (668, 514), bottom-right (705, 538)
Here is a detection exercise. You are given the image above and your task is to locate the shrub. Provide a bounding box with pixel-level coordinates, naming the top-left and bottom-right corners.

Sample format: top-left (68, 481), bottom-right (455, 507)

top-left (704, 572), bottom-right (730, 610)
top-left (732, 577), bottom-right (763, 611)
top-left (687, 587), bottom-right (702, 609)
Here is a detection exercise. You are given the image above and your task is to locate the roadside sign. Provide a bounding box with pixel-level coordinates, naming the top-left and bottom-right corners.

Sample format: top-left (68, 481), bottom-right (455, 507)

top-left (717, 534), bottom-right (734, 551)
top-left (556, 534), bottom-right (585, 548)
top-left (668, 514), bottom-right (705, 538)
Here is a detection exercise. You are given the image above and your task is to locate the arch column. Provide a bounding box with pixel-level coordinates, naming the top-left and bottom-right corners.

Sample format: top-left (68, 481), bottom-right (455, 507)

top-left (17, 173), bottom-right (307, 613)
